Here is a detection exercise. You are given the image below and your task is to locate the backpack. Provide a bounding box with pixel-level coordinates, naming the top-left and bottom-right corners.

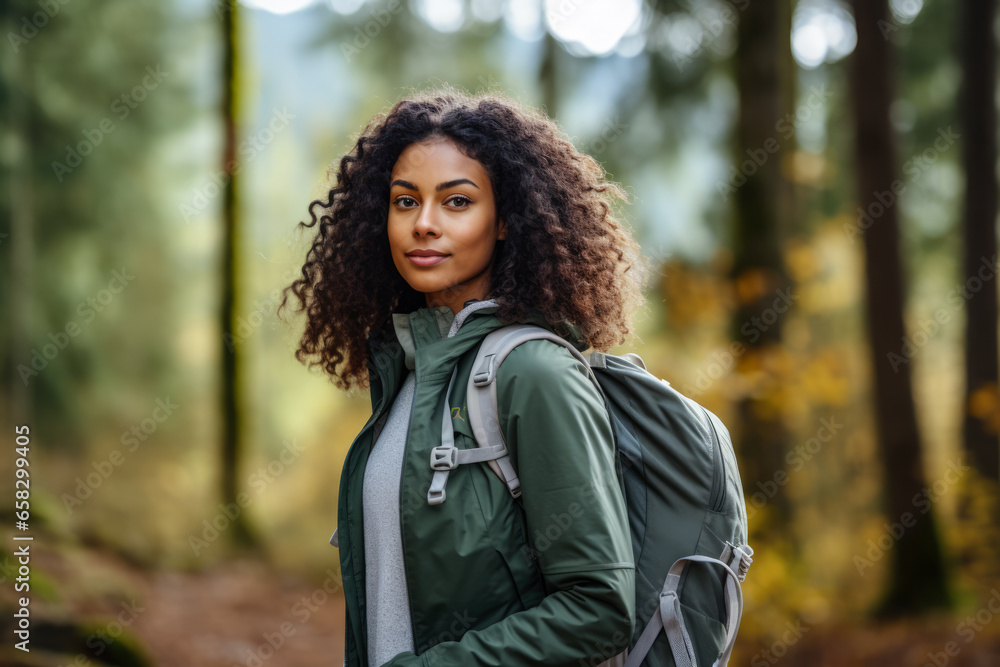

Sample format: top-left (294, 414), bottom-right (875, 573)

top-left (427, 324), bottom-right (753, 667)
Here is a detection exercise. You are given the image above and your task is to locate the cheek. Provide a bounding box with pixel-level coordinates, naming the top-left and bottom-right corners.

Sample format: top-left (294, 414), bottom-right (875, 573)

top-left (473, 230), bottom-right (498, 261)
top-left (386, 220), bottom-right (405, 254)
top-left (454, 220), bottom-right (497, 259)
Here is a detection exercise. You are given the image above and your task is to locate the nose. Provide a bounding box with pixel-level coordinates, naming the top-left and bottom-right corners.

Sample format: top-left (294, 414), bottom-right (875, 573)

top-left (412, 206), bottom-right (440, 237)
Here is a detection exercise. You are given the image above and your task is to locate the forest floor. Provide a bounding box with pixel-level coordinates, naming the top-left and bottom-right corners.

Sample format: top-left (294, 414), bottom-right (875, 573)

top-left (1, 538), bottom-right (344, 667)
top-left (116, 556), bottom-right (345, 667)
top-left (6, 539), bottom-right (1000, 667)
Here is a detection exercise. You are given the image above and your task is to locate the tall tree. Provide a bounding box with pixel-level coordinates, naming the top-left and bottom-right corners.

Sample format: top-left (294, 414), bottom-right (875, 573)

top-left (847, 0), bottom-right (949, 615)
top-left (539, 30), bottom-right (560, 119)
top-left (3, 4), bottom-right (34, 429)
top-left (220, 1), bottom-right (257, 549)
top-left (959, 0), bottom-right (999, 480)
top-left (729, 0), bottom-right (795, 527)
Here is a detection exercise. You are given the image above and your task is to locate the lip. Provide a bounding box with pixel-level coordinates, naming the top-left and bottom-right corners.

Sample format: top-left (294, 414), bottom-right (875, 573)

top-left (405, 249), bottom-right (450, 267)
top-left (406, 249), bottom-right (448, 257)
top-left (406, 254), bottom-right (449, 267)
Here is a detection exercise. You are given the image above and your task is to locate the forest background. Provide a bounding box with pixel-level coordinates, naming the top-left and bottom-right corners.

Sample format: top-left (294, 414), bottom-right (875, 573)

top-left (2, 0), bottom-right (1000, 665)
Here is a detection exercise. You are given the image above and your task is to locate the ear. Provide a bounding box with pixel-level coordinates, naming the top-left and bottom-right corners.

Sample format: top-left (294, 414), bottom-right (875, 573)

top-left (497, 217), bottom-right (507, 241)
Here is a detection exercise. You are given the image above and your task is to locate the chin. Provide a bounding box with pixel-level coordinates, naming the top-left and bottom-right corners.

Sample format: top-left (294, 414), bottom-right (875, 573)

top-left (400, 274), bottom-right (450, 296)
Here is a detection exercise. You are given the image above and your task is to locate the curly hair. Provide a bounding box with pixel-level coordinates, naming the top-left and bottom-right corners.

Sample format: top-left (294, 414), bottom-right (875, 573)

top-left (279, 84), bottom-right (648, 390)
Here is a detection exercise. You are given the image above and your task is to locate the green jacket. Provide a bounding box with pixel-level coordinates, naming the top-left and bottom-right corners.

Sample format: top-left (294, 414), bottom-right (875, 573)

top-left (337, 301), bottom-right (635, 667)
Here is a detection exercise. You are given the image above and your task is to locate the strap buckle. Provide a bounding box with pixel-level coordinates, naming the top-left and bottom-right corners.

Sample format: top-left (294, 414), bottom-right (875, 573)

top-left (427, 487), bottom-right (446, 505)
top-left (430, 446), bottom-right (458, 471)
top-left (725, 541), bottom-right (754, 582)
top-left (472, 354), bottom-right (497, 386)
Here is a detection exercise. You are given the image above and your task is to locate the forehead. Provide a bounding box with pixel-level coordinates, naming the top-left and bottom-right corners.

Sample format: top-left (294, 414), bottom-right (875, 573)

top-left (391, 137), bottom-right (487, 180)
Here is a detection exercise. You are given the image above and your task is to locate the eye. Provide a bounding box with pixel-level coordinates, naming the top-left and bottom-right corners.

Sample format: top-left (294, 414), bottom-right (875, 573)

top-left (393, 195), bottom-right (418, 208)
top-left (447, 195), bottom-right (472, 208)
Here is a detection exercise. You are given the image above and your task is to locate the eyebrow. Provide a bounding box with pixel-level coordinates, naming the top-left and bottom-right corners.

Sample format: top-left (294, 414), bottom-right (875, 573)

top-left (390, 178), bottom-right (480, 192)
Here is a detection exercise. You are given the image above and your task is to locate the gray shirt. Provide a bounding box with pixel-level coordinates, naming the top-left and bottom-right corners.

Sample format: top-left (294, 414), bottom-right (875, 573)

top-left (363, 369), bottom-right (417, 667)
top-left (361, 299), bottom-right (500, 666)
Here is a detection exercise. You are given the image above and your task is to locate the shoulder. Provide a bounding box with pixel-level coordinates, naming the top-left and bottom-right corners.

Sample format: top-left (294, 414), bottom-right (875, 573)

top-left (493, 338), bottom-right (606, 425)
top-left (495, 337), bottom-right (592, 390)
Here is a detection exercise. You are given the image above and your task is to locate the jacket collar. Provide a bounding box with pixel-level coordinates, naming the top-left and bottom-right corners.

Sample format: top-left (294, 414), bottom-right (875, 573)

top-left (370, 297), bottom-right (589, 380)
top-left (391, 299), bottom-right (501, 371)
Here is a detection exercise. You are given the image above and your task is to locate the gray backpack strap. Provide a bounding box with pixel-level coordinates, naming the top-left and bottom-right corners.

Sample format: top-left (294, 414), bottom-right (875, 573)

top-left (427, 364), bottom-right (515, 505)
top-left (625, 544), bottom-right (753, 667)
top-left (465, 324), bottom-right (593, 499)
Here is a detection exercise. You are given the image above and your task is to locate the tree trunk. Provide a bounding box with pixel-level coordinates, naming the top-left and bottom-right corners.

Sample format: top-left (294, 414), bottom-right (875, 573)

top-left (220, 2), bottom-right (257, 550)
top-left (730, 0), bottom-right (793, 528)
top-left (960, 0), bottom-right (999, 480)
top-left (539, 31), bottom-right (559, 119)
top-left (5, 12), bottom-right (34, 427)
top-left (847, 0), bottom-right (950, 615)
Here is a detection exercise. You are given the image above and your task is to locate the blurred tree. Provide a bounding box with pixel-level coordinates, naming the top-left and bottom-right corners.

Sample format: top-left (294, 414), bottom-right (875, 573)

top-left (0, 0), bottom-right (185, 658)
top-left (959, 0), bottom-right (999, 481)
top-left (0, 0), bottom-right (192, 538)
top-left (2, 0), bottom-right (185, 442)
top-left (2, 2), bottom-right (34, 429)
top-left (220, 0), bottom-right (259, 550)
top-left (847, 0), bottom-right (950, 615)
top-left (539, 30), bottom-right (560, 118)
top-left (728, 0), bottom-right (795, 528)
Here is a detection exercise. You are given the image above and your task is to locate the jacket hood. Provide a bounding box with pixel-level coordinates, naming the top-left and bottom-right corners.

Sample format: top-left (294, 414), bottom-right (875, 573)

top-left (381, 298), bottom-right (589, 372)
top-left (392, 299), bottom-right (503, 371)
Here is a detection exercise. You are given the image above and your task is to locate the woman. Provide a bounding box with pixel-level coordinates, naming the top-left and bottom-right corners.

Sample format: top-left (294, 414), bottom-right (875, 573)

top-left (281, 85), bottom-right (648, 667)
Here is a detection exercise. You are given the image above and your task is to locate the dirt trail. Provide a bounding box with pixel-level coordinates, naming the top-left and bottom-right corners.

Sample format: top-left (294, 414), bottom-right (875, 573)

top-left (130, 559), bottom-right (345, 667)
top-left (18, 541), bottom-right (1000, 666)
top-left (28, 542), bottom-right (345, 667)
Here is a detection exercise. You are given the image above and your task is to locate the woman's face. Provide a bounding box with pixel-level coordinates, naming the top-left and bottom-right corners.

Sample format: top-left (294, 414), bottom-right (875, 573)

top-left (387, 136), bottom-right (506, 315)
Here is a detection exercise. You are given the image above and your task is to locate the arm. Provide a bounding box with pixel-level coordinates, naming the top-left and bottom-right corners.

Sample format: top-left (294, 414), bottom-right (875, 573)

top-left (383, 339), bottom-right (635, 667)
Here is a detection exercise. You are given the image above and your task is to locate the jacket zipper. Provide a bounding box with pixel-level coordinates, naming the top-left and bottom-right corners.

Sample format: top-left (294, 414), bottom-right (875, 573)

top-left (702, 405), bottom-right (726, 513)
top-left (365, 353), bottom-right (394, 448)
top-left (398, 370), bottom-right (420, 510)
